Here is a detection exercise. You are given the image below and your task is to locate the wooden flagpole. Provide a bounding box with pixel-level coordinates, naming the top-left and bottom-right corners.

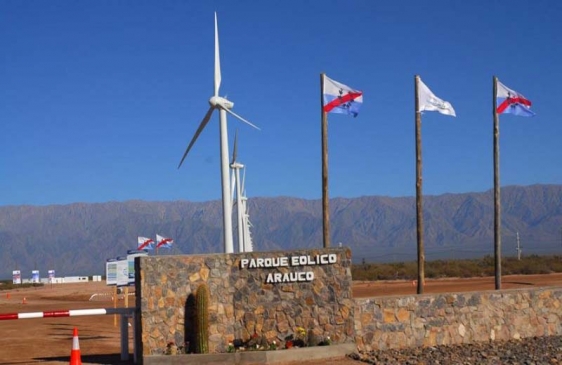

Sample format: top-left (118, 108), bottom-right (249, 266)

top-left (321, 73), bottom-right (331, 248)
top-left (113, 285), bottom-right (117, 327)
top-left (414, 75), bottom-right (425, 294)
top-left (493, 76), bottom-right (502, 290)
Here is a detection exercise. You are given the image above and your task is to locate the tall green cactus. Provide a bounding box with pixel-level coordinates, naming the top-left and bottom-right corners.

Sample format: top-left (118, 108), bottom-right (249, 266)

top-left (195, 283), bottom-right (210, 354)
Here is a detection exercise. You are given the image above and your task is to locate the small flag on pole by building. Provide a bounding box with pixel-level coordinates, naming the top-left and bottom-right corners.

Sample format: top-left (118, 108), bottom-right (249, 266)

top-left (322, 75), bottom-right (363, 117)
top-left (156, 234), bottom-right (173, 249)
top-left (137, 237), bottom-right (154, 250)
top-left (417, 78), bottom-right (456, 117)
top-left (496, 80), bottom-right (535, 117)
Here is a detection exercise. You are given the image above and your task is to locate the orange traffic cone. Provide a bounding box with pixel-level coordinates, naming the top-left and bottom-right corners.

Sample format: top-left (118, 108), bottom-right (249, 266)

top-left (22, 297), bottom-right (26, 304)
top-left (69, 327), bottom-right (82, 365)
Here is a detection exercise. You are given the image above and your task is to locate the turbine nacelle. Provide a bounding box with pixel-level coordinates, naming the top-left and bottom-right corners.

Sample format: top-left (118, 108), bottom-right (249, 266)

top-left (210, 96), bottom-right (234, 110)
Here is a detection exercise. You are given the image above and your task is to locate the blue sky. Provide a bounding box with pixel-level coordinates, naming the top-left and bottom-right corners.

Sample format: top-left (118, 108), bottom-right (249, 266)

top-left (1, 1), bottom-right (561, 206)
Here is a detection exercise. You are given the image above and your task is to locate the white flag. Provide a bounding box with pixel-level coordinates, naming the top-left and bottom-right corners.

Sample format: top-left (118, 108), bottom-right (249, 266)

top-left (156, 234), bottom-right (173, 249)
top-left (137, 236), bottom-right (154, 250)
top-left (418, 78), bottom-right (456, 117)
top-left (323, 75), bottom-right (363, 117)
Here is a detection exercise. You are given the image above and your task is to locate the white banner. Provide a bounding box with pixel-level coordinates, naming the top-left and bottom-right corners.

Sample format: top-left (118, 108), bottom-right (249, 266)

top-left (12, 270), bottom-right (21, 285)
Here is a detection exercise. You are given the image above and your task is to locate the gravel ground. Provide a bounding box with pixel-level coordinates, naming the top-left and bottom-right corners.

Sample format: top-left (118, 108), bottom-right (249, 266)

top-left (348, 336), bottom-right (562, 365)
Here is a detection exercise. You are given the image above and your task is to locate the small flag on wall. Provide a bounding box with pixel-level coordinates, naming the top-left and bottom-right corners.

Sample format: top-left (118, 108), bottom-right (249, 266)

top-left (156, 234), bottom-right (174, 249)
top-left (137, 236), bottom-right (154, 250)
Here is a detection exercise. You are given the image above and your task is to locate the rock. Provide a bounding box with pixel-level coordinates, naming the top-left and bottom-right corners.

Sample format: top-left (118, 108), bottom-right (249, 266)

top-left (357, 335), bottom-right (562, 364)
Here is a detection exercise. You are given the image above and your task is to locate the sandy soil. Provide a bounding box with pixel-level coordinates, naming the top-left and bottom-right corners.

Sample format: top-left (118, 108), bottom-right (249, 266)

top-left (351, 273), bottom-right (562, 298)
top-left (0, 282), bottom-right (132, 365)
top-left (0, 273), bottom-right (561, 365)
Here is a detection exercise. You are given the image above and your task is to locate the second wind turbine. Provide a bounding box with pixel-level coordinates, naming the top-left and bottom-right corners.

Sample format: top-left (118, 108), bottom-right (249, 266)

top-left (178, 13), bottom-right (259, 254)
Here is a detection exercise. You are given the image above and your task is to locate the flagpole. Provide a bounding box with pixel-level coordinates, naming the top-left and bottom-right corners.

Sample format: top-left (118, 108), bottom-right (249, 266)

top-left (321, 73), bottom-right (331, 248)
top-left (414, 75), bottom-right (425, 294)
top-left (493, 76), bottom-right (501, 290)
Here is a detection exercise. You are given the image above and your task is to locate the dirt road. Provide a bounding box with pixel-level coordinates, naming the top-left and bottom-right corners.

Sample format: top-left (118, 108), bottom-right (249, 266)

top-left (0, 273), bottom-right (561, 364)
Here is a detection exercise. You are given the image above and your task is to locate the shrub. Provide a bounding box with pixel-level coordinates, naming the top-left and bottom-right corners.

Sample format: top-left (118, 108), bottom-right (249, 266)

top-left (352, 254), bottom-right (562, 281)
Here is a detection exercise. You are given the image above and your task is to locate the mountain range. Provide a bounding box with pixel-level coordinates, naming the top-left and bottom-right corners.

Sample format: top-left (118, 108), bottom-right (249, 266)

top-left (1, 184), bottom-right (561, 279)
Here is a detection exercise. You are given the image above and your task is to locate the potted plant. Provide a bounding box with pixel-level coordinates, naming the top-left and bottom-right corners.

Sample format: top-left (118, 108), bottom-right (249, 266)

top-left (165, 342), bottom-right (178, 355)
top-left (293, 327), bottom-right (307, 347)
top-left (284, 334), bottom-right (294, 349)
top-left (269, 340), bottom-right (278, 350)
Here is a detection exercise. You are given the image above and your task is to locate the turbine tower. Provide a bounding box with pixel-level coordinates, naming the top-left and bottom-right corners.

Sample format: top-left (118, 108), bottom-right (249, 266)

top-left (178, 13), bottom-right (259, 254)
top-left (230, 131), bottom-right (245, 252)
top-left (230, 131), bottom-right (254, 252)
top-left (240, 171), bottom-right (254, 252)
top-left (230, 133), bottom-right (254, 253)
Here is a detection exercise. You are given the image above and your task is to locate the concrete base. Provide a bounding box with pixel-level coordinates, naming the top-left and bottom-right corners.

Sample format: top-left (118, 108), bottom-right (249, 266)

top-left (143, 343), bottom-right (357, 365)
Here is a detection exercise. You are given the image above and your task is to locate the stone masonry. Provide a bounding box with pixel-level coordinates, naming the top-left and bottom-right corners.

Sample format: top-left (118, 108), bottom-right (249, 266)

top-left (136, 247), bottom-right (354, 355)
top-left (136, 247), bottom-right (562, 360)
top-left (354, 287), bottom-right (562, 352)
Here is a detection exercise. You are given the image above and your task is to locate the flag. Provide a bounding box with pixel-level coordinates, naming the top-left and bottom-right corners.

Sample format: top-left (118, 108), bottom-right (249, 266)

top-left (323, 75), bottom-right (363, 117)
top-left (417, 78), bottom-right (456, 117)
top-left (496, 80), bottom-right (535, 117)
top-left (137, 236), bottom-right (154, 250)
top-left (156, 234), bottom-right (173, 249)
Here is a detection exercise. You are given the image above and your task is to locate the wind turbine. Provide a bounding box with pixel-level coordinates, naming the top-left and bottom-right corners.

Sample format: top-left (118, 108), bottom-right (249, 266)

top-left (230, 131), bottom-right (245, 252)
top-left (240, 169), bottom-right (254, 252)
top-left (230, 134), bottom-right (254, 253)
top-left (178, 13), bottom-right (259, 254)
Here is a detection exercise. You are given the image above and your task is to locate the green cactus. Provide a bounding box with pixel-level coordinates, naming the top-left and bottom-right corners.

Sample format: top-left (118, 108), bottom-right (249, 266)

top-left (195, 283), bottom-right (210, 354)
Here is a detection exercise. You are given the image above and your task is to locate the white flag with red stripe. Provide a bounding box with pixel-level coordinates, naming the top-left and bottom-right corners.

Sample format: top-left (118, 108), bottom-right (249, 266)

top-left (496, 79), bottom-right (535, 117)
top-left (156, 234), bottom-right (173, 249)
top-left (322, 75), bottom-right (363, 117)
top-left (137, 236), bottom-right (154, 250)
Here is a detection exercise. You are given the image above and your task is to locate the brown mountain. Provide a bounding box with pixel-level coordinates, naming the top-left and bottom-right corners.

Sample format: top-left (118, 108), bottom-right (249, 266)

top-left (0, 184), bottom-right (561, 279)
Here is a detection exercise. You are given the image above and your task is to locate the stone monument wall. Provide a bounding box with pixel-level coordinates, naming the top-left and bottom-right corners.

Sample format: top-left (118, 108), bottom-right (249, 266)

top-left (354, 287), bottom-right (562, 352)
top-left (136, 247), bottom-right (562, 358)
top-left (136, 247), bottom-right (354, 355)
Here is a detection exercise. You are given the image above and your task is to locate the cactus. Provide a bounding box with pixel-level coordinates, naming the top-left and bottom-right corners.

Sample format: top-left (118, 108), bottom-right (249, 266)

top-left (195, 283), bottom-right (210, 354)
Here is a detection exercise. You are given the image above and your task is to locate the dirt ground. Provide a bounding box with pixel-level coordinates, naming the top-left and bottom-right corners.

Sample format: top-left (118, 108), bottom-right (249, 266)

top-left (0, 273), bottom-right (561, 365)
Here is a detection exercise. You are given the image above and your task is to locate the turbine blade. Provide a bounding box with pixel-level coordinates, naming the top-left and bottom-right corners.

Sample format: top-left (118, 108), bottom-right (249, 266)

top-left (230, 170), bottom-right (236, 205)
top-left (231, 130), bottom-right (238, 164)
top-left (241, 166), bottom-right (246, 193)
top-left (225, 109), bottom-right (260, 130)
top-left (214, 12), bottom-right (221, 97)
top-left (178, 107), bottom-right (215, 169)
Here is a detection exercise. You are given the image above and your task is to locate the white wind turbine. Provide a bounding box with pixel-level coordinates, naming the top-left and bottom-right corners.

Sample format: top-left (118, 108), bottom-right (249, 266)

top-left (230, 131), bottom-right (245, 252)
top-left (230, 132), bottom-right (254, 253)
top-left (240, 173), bottom-right (254, 252)
top-left (178, 13), bottom-right (259, 254)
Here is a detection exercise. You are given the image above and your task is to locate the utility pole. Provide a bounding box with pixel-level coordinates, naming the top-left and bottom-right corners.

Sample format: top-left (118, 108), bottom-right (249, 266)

top-left (516, 231), bottom-right (522, 261)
